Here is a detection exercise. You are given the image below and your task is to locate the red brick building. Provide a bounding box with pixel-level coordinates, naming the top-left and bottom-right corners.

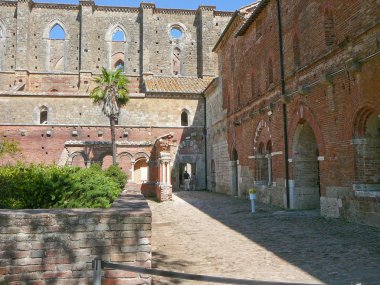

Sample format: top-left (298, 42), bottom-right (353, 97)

top-left (208, 0), bottom-right (380, 227)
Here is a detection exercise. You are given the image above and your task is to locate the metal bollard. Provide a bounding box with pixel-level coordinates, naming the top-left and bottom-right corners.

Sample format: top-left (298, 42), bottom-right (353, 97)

top-left (251, 199), bottom-right (256, 213)
top-left (92, 258), bottom-right (102, 285)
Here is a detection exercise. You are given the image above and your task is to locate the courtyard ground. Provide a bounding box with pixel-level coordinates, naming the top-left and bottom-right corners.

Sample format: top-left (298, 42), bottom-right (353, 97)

top-left (147, 191), bottom-right (380, 285)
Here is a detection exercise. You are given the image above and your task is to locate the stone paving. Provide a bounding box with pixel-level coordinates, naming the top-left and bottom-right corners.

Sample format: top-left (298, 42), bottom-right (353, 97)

top-left (147, 191), bottom-right (380, 285)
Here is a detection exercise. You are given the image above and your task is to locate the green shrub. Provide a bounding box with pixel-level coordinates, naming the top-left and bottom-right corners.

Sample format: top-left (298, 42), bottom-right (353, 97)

top-left (0, 163), bottom-right (127, 209)
top-left (104, 165), bottom-right (128, 188)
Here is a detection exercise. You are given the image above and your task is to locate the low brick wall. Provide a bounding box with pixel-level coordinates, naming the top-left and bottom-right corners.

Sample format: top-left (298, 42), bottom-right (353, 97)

top-left (0, 190), bottom-right (152, 285)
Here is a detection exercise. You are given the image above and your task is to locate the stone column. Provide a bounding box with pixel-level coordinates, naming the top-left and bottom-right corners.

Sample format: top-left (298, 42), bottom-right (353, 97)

top-left (147, 161), bottom-right (150, 182)
top-left (162, 162), bottom-right (166, 184)
top-left (166, 162), bottom-right (171, 185)
top-left (196, 5), bottom-right (216, 78)
top-left (79, 0), bottom-right (94, 91)
top-left (267, 154), bottom-right (272, 185)
top-left (140, 3), bottom-right (155, 75)
top-left (131, 161), bottom-right (135, 182)
top-left (15, 0), bottom-right (32, 72)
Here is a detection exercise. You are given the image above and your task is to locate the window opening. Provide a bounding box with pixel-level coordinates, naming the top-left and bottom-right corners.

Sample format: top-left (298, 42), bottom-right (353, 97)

top-left (49, 24), bottom-right (65, 40)
top-left (115, 59), bottom-right (124, 71)
top-left (112, 29), bottom-right (125, 42)
top-left (170, 27), bottom-right (183, 39)
top-left (40, 106), bottom-right (48, 124)
top-left (181, 111), bottom-right (189, 126)
top-left (172, 47), bottom-right (181, 75)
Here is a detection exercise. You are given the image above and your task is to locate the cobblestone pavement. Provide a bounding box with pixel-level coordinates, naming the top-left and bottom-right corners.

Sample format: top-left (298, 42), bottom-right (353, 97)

top-left (147, 191), bottom-right (380, 285)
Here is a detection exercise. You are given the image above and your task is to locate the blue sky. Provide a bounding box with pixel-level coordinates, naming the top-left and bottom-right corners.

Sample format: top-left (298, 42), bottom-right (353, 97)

top-left (37, 0), bottom-right (257, 11)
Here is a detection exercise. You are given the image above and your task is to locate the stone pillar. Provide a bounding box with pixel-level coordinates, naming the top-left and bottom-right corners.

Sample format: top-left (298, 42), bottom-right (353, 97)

top-left (147, 161), bottom-right (150, 182)
top-left (267, 154), bottom-right (272, 185)
top-left (140, 3), bottom-right (155, 75)
top-left (79, 0), bottom-right (94, 90)
top-left (162, 162), bottom-right (166, 184)
top-left (196, 6), bottom-right (216, 78)
top-left (131, 161), bottom-right (135, 182)
top-left (15, 0), bottom-right (32, 72)
top-left (166, 163), bottom-right (171, 185)
top-left (159, 153), bottom-right (172, 201)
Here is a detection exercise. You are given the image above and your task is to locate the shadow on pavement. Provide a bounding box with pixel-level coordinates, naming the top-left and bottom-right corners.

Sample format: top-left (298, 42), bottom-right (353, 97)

top-left (173, 191), bottom-right (380, 285)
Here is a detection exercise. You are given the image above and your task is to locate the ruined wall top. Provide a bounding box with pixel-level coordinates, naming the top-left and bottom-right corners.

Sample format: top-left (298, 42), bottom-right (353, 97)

top-left (0, 0), bottom-right (233, 91)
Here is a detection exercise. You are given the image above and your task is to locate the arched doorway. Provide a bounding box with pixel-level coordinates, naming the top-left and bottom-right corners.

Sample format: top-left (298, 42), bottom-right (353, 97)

top-left (118, 154), bottom-right (132, 182)
top-left (292, 121), bottom-right (321, 209)
top-left (353, 108), bottom-right (380, 190)
top-left (179, 163), bottom-right (195, 190)
top-left (71, 154), bottom-right (86, 168)
top-left (134, 159), bottom-right (149, 184)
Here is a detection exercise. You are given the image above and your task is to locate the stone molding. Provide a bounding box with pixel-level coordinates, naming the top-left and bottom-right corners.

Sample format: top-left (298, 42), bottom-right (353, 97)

top-left (33, 3), bottom-right (78, 10)
top-left (96, 6), bottom-right (139, 13)
top-left (0, 1), bottom-right (17, 7)
top-left (64, 140), bottom-right (153, 147)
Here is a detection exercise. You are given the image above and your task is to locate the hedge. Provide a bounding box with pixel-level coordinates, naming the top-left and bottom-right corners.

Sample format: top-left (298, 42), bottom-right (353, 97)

top-left (0, 163), bottom-right (127, 209)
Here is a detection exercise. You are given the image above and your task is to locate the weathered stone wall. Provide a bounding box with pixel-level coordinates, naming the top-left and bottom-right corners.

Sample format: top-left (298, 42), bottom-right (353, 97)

top-left (0, 190), bottom-right (152, 284)
top-left (0, 94), bottom-right (204, 127)
top-left (205, 79), bottom-right (231, 194)
top-left (214, 0), bottom-right (380, 227)
top-left (0, 1), bottom-right (232, 85)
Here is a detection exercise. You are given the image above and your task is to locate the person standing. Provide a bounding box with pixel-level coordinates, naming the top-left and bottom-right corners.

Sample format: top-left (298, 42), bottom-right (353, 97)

top-left (183, 170), bottom-right (190, 191)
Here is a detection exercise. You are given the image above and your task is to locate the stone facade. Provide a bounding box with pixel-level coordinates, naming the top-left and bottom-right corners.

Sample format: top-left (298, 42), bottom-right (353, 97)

top-left (0, 0), bottom-right (233, 200)
top-left (0, 190), bottom-right (152, 284)
top-left (212, 0), bottom-right (380, 228)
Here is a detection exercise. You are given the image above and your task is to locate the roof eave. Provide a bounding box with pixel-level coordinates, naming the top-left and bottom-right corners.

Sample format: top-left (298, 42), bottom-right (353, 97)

top-left (236, 0), bottom-right (270, 37)
top-left (212, 11), bottom-right (242, 52)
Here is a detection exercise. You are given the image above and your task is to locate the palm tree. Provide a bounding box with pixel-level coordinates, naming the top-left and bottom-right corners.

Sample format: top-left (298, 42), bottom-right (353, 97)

top-left (90, 67), bottom-right (129, 165)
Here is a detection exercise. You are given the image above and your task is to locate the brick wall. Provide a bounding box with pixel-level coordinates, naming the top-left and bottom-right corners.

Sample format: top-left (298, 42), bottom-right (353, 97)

top-left (0, 190), bottom-right (152, 284)
top-left (213, 0), bottom-right (380, 226)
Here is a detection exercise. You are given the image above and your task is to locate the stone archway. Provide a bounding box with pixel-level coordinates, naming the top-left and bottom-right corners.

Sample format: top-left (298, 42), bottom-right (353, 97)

top-left (71, 154), bottom-right (86, 168)
top-left (292, 121), bottom-right (321, 209)
top-left (118, 152), bottom-right (133, 181)
top-left (134, 159), bottom-right (149, 184)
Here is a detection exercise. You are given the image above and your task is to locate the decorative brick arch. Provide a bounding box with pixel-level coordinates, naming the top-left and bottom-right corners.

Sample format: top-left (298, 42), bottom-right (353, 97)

top-left (253, 119), bottom-right (272, 155)
top-left (133, 152), bottom-right (150, 163)
top-left (118, 151), bottom-right (133, 160)
top-left (289, 104), bottom-right (325, 156)
top-left (352, 106), bottom-right (378, 138)
top-left (94, 150), bottom-right (112, 166)
top-left (67, 151), bottom-right (89, 167)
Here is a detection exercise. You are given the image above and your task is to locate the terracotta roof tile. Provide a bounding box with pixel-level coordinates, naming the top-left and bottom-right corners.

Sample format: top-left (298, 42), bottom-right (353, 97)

top-left (144, 76), bottom-right (212, 94)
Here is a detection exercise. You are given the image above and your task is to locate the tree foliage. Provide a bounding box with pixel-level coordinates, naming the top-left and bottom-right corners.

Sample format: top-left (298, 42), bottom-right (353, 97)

top-left (90, 67), bottom-right (129, 165)
top-left (90, 67), bottom-right (129, 118)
